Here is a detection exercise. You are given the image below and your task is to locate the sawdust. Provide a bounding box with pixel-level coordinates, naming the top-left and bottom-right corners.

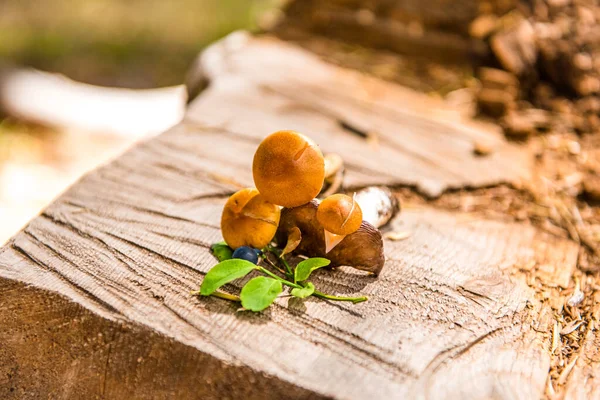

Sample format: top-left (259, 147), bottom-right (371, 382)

top-left (392, 129), bottom-right (600, 397)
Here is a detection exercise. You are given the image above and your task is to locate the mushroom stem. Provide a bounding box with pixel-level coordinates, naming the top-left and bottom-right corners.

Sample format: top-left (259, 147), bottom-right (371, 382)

top-left (354, 186), bottom-right (399, 229)
top-left (324, 229), bottom-right (347, 253)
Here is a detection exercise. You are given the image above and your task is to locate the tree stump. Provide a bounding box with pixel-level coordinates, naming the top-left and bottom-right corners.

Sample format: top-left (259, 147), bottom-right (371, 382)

top-left (0, 34), bottom-right (590, 399)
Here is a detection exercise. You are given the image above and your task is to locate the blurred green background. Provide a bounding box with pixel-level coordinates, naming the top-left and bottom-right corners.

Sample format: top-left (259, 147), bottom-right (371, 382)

top-left (0, 0), bottom-right (275, 87)
top-left (0, 0), bottom-right (277, 244)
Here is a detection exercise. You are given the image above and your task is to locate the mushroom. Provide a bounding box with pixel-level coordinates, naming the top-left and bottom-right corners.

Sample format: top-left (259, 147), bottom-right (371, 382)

top-left (221, 188), bottom-right (281, 249)
top-left (321, 153), bottom-right (344, 197)
top-left (276, 200), bottom-right (384, 275)
top-left (275, 187), bottom-right (399, 275)
top-left (253, 130), bottom-right (325, 207)
top-left (354, 186), bottom-right (400, 228)
top-left (317, 194), bottom-right (363, 253)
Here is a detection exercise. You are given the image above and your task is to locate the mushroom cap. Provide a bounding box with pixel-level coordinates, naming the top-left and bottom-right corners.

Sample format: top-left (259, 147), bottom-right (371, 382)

top-left (253, 130), bottom-right (325, 207)
top-left (317, 194), bottom-right (363, 235)
top-left (221, 188), bottom-right (281, 249)
top-left (276, 201), bottom-right (384, 275)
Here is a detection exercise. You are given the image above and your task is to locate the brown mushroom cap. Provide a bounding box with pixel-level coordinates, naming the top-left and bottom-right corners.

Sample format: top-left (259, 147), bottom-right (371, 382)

top-left (276, 201), bottom-right (384, 275)
top-left (221, 188), bottom-right (281, 249)
top-left (317, 194), bottom-right (363, 235)
top-left (253, 130), bottom-right (325, 208)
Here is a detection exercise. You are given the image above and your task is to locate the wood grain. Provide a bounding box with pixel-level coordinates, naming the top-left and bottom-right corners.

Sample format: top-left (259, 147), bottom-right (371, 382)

top-left (0, 279), bottom-right (320, 400)
top-left (0, 35), bottom-right (575, 399)
top-left (186, 33), bottom-right (532, 198)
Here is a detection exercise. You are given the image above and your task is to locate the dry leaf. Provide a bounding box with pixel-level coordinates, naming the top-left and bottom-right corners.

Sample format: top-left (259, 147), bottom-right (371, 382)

top-left (281, 227), bottom-right (302, 257)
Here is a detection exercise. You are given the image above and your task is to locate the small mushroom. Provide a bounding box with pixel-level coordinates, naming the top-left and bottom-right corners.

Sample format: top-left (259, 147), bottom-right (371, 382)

top-left (323, 153), bottom-right (344, 180)
top-left (321, 153), bottom-right (345, 197)
top-left (317, 194), bottom-right (363, 253)
top-left (276, 200), bottom-right (385, 275)
top-left (253, 130), bottom-right (325, 207)
top-left (221, 188), bottom-right (281, 249)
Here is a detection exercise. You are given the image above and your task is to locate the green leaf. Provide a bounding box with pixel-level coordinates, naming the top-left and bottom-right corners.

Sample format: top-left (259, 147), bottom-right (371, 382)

top-left (210, 242), bottom-right (233, 262)
top-left (294, 258), bottom-right (331, 282)
top-left (200, 259), bottom-right (257, 296)
top-left (240, 276), bottom-right (282, 312)
top-left (291, 282), bottom-right (315, 299)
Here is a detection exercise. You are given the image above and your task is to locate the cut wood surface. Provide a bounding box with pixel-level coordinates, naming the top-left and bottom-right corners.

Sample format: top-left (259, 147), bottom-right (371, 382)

top-left (0, 34), bottom-right (583, 399)
top-left (187, 33), bottom-right (531, 198)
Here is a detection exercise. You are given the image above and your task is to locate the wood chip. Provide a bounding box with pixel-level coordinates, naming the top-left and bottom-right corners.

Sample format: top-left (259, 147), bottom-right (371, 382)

top-left (469, 14), bottom-right (499, 39)
top-left (479, 67), bottom-right (519, 92)
top-left (583, 176), bottom-right (600, 201)
top-left (546, 378), bottom-right (556, 398)
top-left (560, 320), bottom-right (584, 335)
top-left (490, 18), bottom-right (536, 75)
top-left (477, 88), bottom-right (514, 117)
top-left (551, 320), bottom-right (560, 354)
top-left (567, 278), bottom-right (584, 307)
top-left (502, 109), bottom-right (552, 137)
top-left (383, 231), bottom-right (411, 241)
top-left (557, 355), bottom-right (579, 385)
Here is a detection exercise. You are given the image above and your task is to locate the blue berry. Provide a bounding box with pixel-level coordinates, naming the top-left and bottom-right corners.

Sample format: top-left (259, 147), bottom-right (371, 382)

top-left (232, 246), bottom-right (259, 264)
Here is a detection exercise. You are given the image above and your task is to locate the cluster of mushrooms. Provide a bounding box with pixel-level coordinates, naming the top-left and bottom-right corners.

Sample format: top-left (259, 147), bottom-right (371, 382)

top-left (220, 130), bottom-right (397, 275)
